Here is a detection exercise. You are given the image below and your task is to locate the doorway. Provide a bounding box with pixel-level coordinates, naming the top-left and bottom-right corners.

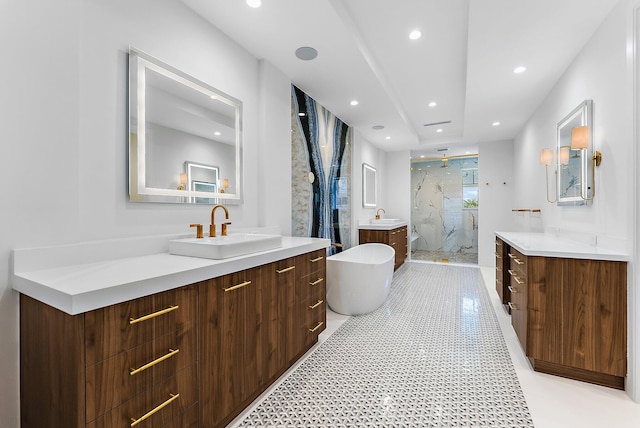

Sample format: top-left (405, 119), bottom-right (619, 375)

top-left (410, 156), bottom-right (478, 264)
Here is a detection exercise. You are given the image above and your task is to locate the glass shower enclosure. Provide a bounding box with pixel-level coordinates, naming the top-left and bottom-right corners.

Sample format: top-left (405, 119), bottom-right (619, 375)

top-left (410, 156), bottom-right (478, 264)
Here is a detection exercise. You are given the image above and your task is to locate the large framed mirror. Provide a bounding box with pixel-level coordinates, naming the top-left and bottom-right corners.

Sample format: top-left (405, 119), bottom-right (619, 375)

top-left (556, 100), bottom-right (592, 206)
top-left (128, 48), bottom-right (243, 204)
top-left (362, 163), bottom-right (377, 207)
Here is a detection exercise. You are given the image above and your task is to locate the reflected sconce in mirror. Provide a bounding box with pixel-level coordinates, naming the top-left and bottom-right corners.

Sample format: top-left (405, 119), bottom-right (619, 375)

top-left (540, 147), bottom-right (570, 203)
top-left (570, 125), bottom-right (602, 200)
top-left (220, 178), bottom-right (229, 193)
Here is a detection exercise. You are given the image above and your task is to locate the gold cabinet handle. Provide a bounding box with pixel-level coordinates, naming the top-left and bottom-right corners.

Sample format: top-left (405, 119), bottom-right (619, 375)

top-left (495, 253), bottom-right (502, 259)
top-left (224, 280), bottom-right (251, 292)
top-left (496, 266), bottom-right (502, 272)
top-left (514, 276), bottom-right (525, 285)
top-left (514, 259), bottom-right (524, 265)
top-left (130, 393), bottom-right (179, 426)
top-left (276, 266), bottom-right (296, 274)
top-left (508, 302), bottom-right (516, 311)
top-left (309, 299), bottom-right (324, 309)
top-left (309, 277), bottom-right (324, 286)
top-left (130, 348), bottom-right (180, 376)
top-left (311, 256), bottom-right (324, 263)
top-left (508, 285), bottom-right (517, 293)
top-left (309, 321), bottom-right (324, 332)
top-left (129, 305), bottom-right (179, 325)
top-left (507, 269), bottom-right (516, 276)
top-left (496, 278), bottom-right (502, 284)
top-left (507, 253), bottom-right (515, 259)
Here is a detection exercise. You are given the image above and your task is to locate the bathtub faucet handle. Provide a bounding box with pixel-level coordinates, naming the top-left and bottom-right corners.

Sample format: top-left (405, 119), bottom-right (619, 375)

top-left (375, 208), bottom-right (385, 220)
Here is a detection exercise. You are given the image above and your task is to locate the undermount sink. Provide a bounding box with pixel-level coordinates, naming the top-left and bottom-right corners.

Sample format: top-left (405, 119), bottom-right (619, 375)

top-left (370, 218), bottom-right (401, 224)
top-left (169, 233), bottom-right (282, 260)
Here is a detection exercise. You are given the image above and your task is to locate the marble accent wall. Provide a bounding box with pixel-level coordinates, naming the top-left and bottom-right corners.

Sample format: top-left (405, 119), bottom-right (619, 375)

top-left (411, 157), bottom-right (478, 255)
top-left (291, 85), bottom-right (352, 254)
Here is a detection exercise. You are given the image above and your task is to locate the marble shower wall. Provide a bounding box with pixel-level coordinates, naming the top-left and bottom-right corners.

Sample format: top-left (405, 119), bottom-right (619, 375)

top-left (411, 157), bottom-right (478, 255)
top-left (291, 85), bottom-right (352, 254)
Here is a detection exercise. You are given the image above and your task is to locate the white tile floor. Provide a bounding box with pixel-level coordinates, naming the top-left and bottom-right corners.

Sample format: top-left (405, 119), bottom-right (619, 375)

top-left (230, 262), bottom-right (640, 427)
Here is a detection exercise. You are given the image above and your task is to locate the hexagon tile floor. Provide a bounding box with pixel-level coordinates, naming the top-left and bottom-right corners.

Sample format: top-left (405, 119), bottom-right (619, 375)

top-left (236, 263), bottom-right (534, 427)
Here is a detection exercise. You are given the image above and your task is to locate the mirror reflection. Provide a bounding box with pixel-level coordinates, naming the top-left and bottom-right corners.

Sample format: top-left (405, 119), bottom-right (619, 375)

top-left (129, 48), bottom-right (242, 204)
top-left (557, 100), bottom-right (592, 206)
top-left (362, 163), bottom-right (377, 207)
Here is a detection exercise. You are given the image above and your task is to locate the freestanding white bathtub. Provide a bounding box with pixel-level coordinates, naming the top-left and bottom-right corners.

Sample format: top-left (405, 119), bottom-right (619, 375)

top-left (326, 243), bottom-right (395, 315)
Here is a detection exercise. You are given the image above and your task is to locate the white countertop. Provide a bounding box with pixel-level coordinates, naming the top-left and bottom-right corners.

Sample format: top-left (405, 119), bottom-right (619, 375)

top-left (358, 220), bottom-right (408, 230)
top-left (495, 231), bottom-right (628, 262)
top-left (12, 235), bottom-right (330, 315)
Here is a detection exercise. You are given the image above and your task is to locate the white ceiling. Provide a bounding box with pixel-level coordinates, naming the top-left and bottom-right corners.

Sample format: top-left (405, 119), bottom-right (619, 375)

top-left (181, 0), bottom-right (619, 157)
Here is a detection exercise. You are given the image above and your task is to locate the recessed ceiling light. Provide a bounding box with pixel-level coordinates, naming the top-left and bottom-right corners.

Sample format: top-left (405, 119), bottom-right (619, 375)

top-left (372, 125), bottom-right (385, 130)
top-left (513, 66), bottom-right (526, 74)
top-left (436, 129), bottom-right (443, 133)
top-left (420, 155), bottom-right (425, 158)
top-left (428, 101), bottom-right (437, 107)
top-left (350, 100), bottom-right (359, 106)
top-left (214, 131), bottom-right (221, 136)
top-left (409, 30), bottom-right (422, 40)
top-left (492, 121), bottom-right (501, 126)
top-left (385, 136), bottom-right (391, 140)
top-left (246, 0), bottom-right (262, 8)
top-left (295, 46), bottom-right (318, 61)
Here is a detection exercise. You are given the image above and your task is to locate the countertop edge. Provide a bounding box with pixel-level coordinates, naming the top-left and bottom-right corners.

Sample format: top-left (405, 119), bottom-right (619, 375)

top-left (13, 237), bottom-right (330, 315)
top-left (358, 221), bottom-right (408, 230)
top-left (495, 231), bottom-right (628, 262)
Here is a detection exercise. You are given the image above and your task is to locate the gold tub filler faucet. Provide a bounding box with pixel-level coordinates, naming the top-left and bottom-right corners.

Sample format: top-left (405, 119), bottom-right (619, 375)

top-left (375, 208), bottom-right (385, 220)
top-left (188, 204), bottom-right (231, 238)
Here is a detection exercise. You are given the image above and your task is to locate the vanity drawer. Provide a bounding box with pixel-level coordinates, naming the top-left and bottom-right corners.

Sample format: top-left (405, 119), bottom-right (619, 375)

top-left (299, 249), bottom-right (326, 276)
top-left (85, 325), bottom-right (196, 421)
top-left (304, 296), bottom-right (326, 344)
top-left (508, 249), bottom-right (528, 276)
top-left (86, 364), bottom-right (198, 428)
top-left (85, 285), bottom-right (196, 365)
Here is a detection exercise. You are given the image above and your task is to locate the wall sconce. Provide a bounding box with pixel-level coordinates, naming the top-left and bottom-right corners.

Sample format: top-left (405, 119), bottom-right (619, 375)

top-left (571, 125), bottom-right (602, 200)
top-left (220, 178), bottom-right (229, 193)
top-left (558, 146), bottom-right (570, 166)
top-left (177, 173), bottom-right (187, 190)
top-left (540, 148), bottom-right (558, 203)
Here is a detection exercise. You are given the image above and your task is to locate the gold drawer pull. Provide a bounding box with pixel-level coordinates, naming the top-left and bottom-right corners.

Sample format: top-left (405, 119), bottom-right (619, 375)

top-left (496, 267), bottom-right (502, 272)
top-left (495, 253), bottom-right (502, 259)
top-left (514, 277), bottom-right (525, 285)
top-left (129, 305), bottom-right (179, 325)
top-left (507, 253), bottom-right (515, 259)
top-left (130, 393), bottom-right (180, 427)
top-left (309, 299), bottom-right (324, 309)
top-left (508, 302), bottom-right (516, 311)
top-left (309, 321), bottom-right (324, 333)
top-left (310, 278), bottom-right (324, 286)
top-left (311, 256), bottom-right (324, 263)
top-left (130, 348), bottom-right (180, 376)
top-left (507, 269), bottom-right (516, 276)
top-left (514, 258), bottom-right (524, 265)
top-left (508, 285), bottom-right (517, 293)
top-left (496, 279), bottom-right (502, 284)
top-left (276, 266), bottom-right (296, 274)
top-left (224, 280), bottom-right (251, 292)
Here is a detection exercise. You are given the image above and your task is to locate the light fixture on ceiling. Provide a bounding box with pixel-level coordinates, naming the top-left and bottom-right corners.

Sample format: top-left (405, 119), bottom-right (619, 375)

top-left (409, 30), bottom-right (422, 40)
top-left (513, 65), bottom-right (527, 74)
top-left (372, 125), bottom-right (385, 130)
top-left (424, 120), bottom-right (451, 127)
top-left (350, 100), bottom-right (359, 106)
top-left (436, 129), bottom-right (443, 133)
top-left (428, 101), bottom-right (437, 107)
top-left (214, 131), bottom-right (221, 136)
top-left (295, 46), bottom-right (318, 61)
top-left (492, 121), bottom-right (501, 126)
top-left (440, 156), bottom-right (449, 168)
top-left (246, 0), bottom-right (262, 8)
top-left (385, 136), bottom-right (391, 140)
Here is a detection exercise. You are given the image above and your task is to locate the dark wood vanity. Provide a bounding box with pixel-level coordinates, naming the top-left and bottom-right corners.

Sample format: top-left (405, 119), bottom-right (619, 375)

top-left (18, 244), bottom-right (327, 428)
top-left (495, 233), bottom-right (627, 389)
top-left (359, 224), bottom-right (408, 270)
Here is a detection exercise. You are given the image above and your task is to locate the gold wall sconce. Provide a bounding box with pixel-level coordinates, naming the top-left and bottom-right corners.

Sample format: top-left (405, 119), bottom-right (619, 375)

top-left (540, 148), bottom-right (568, 203)
top-left (220, 178), bottom-right (229, 193)
top-left (571, 125), bottom-right (602, 200)
top-left (177, 173), bottom-right (187, 190)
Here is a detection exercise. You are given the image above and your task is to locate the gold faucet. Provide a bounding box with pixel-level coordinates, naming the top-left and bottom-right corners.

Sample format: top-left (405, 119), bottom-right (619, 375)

top-left (210, 204), bottom-right (231, 237)
top-left (375, 208), bottom-right (385, 220)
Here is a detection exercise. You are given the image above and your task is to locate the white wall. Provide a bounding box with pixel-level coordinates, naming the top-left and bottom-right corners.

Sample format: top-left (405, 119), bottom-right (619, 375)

top-left (384, 150), bottom-right (412, 226)
top-left (477, 140), bottom-right (515, 267)
top-left (0, 1), bottom-right (291, 425)
top-left (512, 0), bottom-right (639, 401)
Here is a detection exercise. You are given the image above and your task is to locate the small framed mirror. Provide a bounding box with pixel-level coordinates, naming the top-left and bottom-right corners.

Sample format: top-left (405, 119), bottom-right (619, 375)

top-left (128, 48), bottom-right (243, 204)
top-left (556, 100), bottom-right (592, 206)
top-left (362, 163), bottom-right (377, 207)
